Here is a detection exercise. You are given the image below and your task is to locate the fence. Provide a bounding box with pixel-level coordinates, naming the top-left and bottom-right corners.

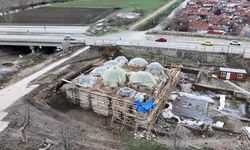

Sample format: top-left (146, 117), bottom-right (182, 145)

top-left (148, 30), bottom-right (250, 42)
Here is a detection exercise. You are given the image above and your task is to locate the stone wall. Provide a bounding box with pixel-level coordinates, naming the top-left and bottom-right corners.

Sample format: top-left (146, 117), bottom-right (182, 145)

top-left (120, 46), bottom-right (228, 66)
top-left (62, 83), bottom-right (149, 129)
top-left (63, 84), bottom-right (111, 116)
top-left (119, 46), bottom-right (250, 74)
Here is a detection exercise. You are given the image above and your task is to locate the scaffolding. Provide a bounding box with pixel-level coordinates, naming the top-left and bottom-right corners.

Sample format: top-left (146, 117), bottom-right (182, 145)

top-left (110, 64), bottom-right (182, 131)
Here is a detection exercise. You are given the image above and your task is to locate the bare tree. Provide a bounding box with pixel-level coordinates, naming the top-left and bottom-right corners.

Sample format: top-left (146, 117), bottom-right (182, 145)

top-left (61, 126), bottom-right (70, 150)
top-left (172, 125), bottom-right (190, 150)
top-left (0, 1), bottom-right (13, 23)
top-left (19, 104), bottom-right (30, 143)
top-left (166, 12), bottom-right (190, 31)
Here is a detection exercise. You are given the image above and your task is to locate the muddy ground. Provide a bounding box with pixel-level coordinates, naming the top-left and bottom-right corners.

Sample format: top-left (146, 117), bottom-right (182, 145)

top-left (0, 46), bottom-right (57, 87)
top-left (0, 7), bottom-right (117, 25)
top-left (0, 46), bottom-right (250, 150)
top-left (0, 46), bottom-right (125, 150)
top-left (0, 46), bottom-right (30, 62)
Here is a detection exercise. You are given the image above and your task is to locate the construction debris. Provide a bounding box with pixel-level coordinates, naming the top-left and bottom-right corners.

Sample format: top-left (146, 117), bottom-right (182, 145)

top-left (243, 127), bottom-right (250, 140)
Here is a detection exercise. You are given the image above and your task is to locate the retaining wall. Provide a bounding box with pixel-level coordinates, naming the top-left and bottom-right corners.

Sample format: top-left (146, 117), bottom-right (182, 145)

top-left (120, 46), bottom-right (228, 65)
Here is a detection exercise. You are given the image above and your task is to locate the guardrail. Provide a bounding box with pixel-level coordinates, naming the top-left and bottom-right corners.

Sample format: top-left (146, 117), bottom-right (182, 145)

top-left (148, 30), bottom-right (250, 42)
top-left (0, 38), bottom-right (248, 58)
top-left (85, 40), bottom-right (247, 57)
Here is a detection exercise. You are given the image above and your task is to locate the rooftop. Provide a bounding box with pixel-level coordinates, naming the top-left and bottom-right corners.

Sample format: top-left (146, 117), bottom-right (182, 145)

top-left (219, 67), bottom-right (247, 74)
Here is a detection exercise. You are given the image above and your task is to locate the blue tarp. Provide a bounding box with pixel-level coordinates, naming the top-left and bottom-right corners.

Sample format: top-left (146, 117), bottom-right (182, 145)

top-left (133, 100), bottom-right (154, 113)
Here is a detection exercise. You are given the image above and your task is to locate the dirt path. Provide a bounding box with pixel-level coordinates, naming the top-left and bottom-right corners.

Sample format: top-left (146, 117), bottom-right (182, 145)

top-left (129, 0), bottom-right (179, 30)
top-left (0, 46), bottom-right (90, 132)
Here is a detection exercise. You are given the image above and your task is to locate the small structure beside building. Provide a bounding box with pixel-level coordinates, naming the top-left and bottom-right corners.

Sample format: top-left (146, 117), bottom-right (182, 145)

top-left (219, 67), bottom-right (247, 81)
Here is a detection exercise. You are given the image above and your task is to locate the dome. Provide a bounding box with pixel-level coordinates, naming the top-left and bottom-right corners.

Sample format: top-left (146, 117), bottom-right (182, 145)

top-left (78, 75), bottom-right (97, 88)
top-left (90, 66), bottom-right (108, 77)
top-left (146, 62), bottom-right (165, 76)
top-left (102, 67), bottom-right (126, 87)
top-left (129, 71), bottom-right (157, 89)
top-left (114, 56), bottom-right (128, 65)
top-left (103, 60), bottom-right (122, 68)
top-left (117, 87), bottom-right (136, 98)
top-left (128, 57), bottom-right (148, 68)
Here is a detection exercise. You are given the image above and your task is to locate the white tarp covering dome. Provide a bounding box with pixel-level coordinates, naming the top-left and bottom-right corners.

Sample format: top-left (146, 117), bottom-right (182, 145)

top-left (128, 57), bottom-right (148, 68)
top-left (134, 92), bottom-right (146, 102)
top-left (102, 67), bottom-right (126, 87)
top-left (114, 56), bottom-right (128, 65)
top-left (78, 75), bottom-right (97, 88)
top-left (90, 66), bottom-right (108, 77)
top-left (117, 87), bottom-right (136, 98)
top-left (129, 71), bottom-right (157, 89)
top-left (146, 62), bottom-right (165, 76)
top-left (103, 60), bottom-right (122, 68)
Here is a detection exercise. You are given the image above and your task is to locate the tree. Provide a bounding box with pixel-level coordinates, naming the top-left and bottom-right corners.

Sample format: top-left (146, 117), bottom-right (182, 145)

top-left (214, 8), bottom-right (222, 16)
top-left (166, 12), bottom-right (190, 31)
top-left (0, 1), bottom-right (13, 23)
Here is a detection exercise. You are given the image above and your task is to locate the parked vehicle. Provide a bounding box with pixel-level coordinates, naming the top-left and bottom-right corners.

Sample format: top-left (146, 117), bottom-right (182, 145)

top-left (64, 35), bottom-right (75, 41)
top-left (155, 38), bottom-right (167, 42)
top-left (201, 40), bottom-right (214, 46)
top-left (229, 40), bottom-right (241, 46)
top-left (55, 46), bottom-right (63, 52)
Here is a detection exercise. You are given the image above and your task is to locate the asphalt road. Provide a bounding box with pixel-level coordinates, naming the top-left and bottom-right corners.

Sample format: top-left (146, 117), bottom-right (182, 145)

top-left (0, 30), bottom-right (249, 57)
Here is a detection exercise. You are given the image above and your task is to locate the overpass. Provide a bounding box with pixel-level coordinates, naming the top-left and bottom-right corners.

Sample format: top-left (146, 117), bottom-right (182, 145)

top-left (0, 25), bottom-right (249, 58)
top-left (0, 40), bottom-right (83, 47)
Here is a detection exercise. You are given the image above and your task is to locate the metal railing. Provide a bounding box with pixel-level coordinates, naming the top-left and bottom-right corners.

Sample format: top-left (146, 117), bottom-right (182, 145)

top-left (85, 39), bottom-right (247, 58)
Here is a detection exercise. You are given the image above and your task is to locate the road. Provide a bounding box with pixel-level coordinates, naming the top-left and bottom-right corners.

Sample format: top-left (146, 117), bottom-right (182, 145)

top-left (0, 25), bottom-right (89, 35)
top-left (0, 46), bottom-right (90, 132)
top-left (0, 30), bottom-right (249, 57)
top-left (129, 0), bottom-right (179, 30)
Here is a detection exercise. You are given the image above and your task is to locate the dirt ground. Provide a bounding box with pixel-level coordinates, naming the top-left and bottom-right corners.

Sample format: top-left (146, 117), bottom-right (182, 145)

top-left (0, 46), bottom-right (61, 87)
top-left (0, 46), bottom-right (30, 62)
top-left (0, 97), bottom-right (123, 150)
top-left (0, 46), bottom-right (250, 150)
top-left (0, 7), bottom-right (117, 25)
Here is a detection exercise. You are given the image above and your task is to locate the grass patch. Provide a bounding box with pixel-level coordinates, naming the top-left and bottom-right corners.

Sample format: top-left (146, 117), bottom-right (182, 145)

top-left (137, 0), bottom-right (183, 31)
top-left (120, 133), bottom-right (168, 150)
top-left (15, 53), bottom-right (44, 67)
top-left (50, 0), bottom-right (169, 14)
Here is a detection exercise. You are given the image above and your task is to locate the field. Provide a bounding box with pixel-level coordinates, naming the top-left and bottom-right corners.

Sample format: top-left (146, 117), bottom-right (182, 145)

top-left (0, 7), bottom-right (116, 25)
top-left (0, 0), bottom-right (67, 10)
top-left (49, 0), bottom-right (169, 14)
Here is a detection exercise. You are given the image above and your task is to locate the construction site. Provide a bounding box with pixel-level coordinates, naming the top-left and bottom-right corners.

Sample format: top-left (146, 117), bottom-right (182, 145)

top-left (0, 44), bottom-right (249, 150)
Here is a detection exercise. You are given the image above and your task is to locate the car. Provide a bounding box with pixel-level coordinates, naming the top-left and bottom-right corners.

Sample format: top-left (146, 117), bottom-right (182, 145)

top-left (55, 46), bottom-right (63, 52)
top-left (64, 35), bottom-right (75, 41)
top-left (201, 40), bottom-right (214, 46)
top-left (229, 40), bottom-right (241, 46)
top-left (156, 38), bottom-right (167, 42)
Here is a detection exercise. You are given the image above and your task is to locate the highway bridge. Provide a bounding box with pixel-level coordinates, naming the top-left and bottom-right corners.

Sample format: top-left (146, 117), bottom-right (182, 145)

top-left (0, 25), bottom-right (249, 58)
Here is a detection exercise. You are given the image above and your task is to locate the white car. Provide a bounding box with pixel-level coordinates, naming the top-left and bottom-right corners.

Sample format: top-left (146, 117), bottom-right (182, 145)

top-left (55, 46), bottom-right (63, 52)
top-left (64, 35), bottom-right (75, 41)
top-left (229, 40), bottom-right (241, 46)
